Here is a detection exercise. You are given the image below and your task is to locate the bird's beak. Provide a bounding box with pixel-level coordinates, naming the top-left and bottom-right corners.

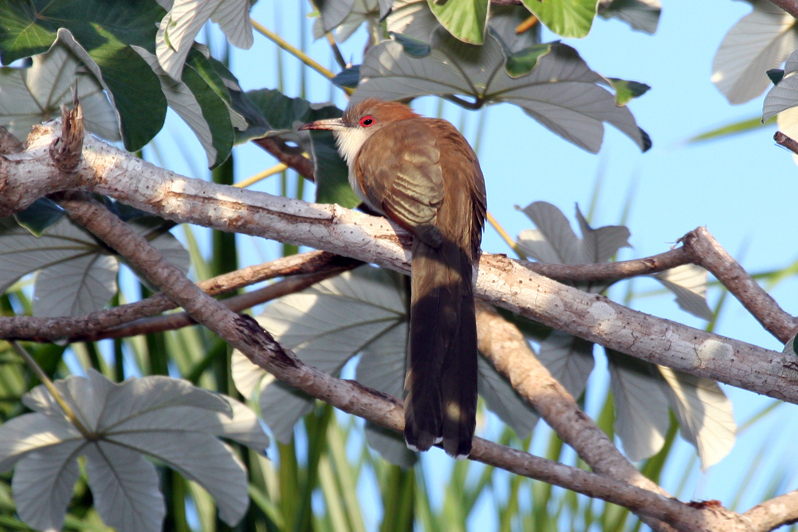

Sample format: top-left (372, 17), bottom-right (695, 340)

top-left (299, 117), bottom-right (345, 131)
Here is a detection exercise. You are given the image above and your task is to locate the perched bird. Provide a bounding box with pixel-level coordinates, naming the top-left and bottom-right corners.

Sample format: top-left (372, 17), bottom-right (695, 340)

top-left (300, 98), bottom-right (486, 458)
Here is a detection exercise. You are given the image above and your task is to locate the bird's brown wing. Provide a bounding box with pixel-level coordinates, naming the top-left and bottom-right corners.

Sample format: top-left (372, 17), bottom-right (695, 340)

top-left (355, 120), bottom-right (446, 248)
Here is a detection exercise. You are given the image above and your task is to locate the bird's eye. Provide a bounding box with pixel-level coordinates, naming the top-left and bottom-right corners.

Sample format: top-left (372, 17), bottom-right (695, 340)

top-left (359, 116), bottom-right (374, 127)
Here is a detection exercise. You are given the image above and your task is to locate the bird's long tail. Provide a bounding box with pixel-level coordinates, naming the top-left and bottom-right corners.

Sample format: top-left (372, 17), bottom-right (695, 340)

top-left (404, 237), bottom-right (478, 459)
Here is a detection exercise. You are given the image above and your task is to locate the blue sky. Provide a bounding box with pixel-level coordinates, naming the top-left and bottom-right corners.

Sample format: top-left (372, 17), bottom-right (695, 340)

top-left (145, 0), bottom-right (798, 525)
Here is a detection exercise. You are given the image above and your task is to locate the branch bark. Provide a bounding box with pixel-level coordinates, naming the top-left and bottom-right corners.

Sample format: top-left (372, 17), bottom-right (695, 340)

top-left (0, 251), bottom-right (359, 342)
top-left (2, 124), bottom-right (796, 407)
top-left (53, 188), bottom-right (722, 532)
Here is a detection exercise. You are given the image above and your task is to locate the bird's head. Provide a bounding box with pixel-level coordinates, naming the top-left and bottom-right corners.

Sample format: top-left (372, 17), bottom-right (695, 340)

top-left (299, 98), bottom-right (419, 168)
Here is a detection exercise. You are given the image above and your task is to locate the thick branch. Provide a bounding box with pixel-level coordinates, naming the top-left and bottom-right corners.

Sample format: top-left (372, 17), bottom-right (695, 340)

top-left (54, 189), bottom-right (719, 532)
top-left (2, 125), bottom-right (797, 407)
top-left (475, 302), bottom-right (676, 532)
top-left (745, 490), bottom-right (798, 531)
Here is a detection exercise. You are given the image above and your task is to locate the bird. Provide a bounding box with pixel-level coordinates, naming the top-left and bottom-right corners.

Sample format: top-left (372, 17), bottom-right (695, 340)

top-left (300, 98), bottom-right (486, 458)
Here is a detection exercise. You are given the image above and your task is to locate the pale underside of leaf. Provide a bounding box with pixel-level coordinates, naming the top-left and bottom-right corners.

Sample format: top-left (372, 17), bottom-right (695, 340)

top-left (597, 0), bottom-right (661, 35)
top-left (775, 106), bottom-right (798, 165)
top-left (354, 29), bottom-right (647, 152)
top-left (763, 48), bottom-right (798, 122)
top-left (157, 0), bottom-right (253, 80)
top-left (0, 413), bottom-right (82, 472)
top-left (54, 29), bottom-right (126, 141)
top-left (658, 367), bottom-right (736, 470)
top-left (712, 2), bottom-right (798, 105)
top-left (84, 441), bottom-right (166, 532)
top-left (0, 39), bottom-right (119, 141)
top-left (536, 330), bottom-right (595, 399)
top-left (477, 355), bottom-right (539, 439)
top-left (106, 431), bottom-right (248, 524)
top-left (386, 0), bottom-right (441, 42)
top-left (317, 0), bottom-right (357, 33)
top-left (606, 350), bottom-right (670, 461)
top-left (518, 201), bottom-right (630, 268)
top-left (518, 202), bottom-right (584, 264)
top-left (357, 322), bottom-right (415, 466)
top-left (0, 216), bottom-right (119, 318)
top-left (236, 267), bottom-right (406, 444)
top-left (652, 264), bottom-right (713, 320)
top-left (13, 441), bottom-right (84, 532)
top-left (574, 204), bottom-right (631, 263)
top-left (33, 251), bottom-right (118, 317)
top-left (314, 0), bottom-right (380, 43)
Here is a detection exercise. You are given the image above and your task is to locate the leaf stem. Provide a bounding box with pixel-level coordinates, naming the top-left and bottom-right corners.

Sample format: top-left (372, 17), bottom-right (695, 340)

top-left (443, 94), bottom-right (483, 110)
top-left (326, 32), bottom-right (347, 69)
top-left (486, 211), bottom-right (527, 260)
top-left (251, 18), bottom-right (354, 95)
top-left (235, 163), bottom-right (289, 189)
top-left (10, 341), bottom-right (91, 437)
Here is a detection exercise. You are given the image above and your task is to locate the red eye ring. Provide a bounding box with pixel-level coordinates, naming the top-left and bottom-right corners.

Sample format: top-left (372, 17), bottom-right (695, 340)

top-left (359, 115), bottom-right (374, 127)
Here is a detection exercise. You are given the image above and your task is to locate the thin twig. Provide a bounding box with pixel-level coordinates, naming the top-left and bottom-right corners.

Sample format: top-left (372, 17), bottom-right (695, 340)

top-left (326, 32), bottom-right (347, 70)
top-left (10, 341), bottom-right (90, 437)
top-left (681, 227), bottom-right (798, 343)
top-left (76, 268), bottom-right (357, 341)
top-left (0, 251), bottom-right (357, 342)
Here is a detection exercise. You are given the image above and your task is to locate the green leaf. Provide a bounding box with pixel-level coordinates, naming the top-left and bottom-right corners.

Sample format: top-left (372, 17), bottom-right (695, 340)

top-left (521, 0), bottom-right (599, 38)
top-left (607, 77), bottom-right (650, 106)
top-left (13, 198), bottom-right (64, 237)
top-left (505, 43), bottom-right (553, 78)
top-left (133, 46), bottom-right (233, 168)
top-left (0, 0), bottom-right (168, 151)
top-left (687, 115), bottom-right (775, 144)
top-left (427, 0), bottom-right (489, 44)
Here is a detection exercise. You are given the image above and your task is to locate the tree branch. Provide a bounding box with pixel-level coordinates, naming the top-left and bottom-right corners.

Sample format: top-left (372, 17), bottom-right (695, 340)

top-left (681, 227), bottom-right (798, 343)
top-left (744, 489), bottom-right (798, 531)
top-left (0, 251), bottom-right (358, 342)
top-left (475, 302), bottom-right (677, 532)
top-left (79, 268), bottom-right (356, 341)
top-left (2, 124), bottom-right (796, 408)
top-left (53, 188), bottom-right (721, 532)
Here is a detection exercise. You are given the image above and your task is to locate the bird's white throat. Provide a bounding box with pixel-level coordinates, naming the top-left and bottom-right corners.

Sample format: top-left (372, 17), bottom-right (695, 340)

top-left (333, 127), bottom-right (374, 205)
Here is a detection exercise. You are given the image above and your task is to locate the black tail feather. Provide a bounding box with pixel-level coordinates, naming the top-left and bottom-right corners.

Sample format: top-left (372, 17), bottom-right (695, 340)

top-left (404, 238), bottom-right (477, 457)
